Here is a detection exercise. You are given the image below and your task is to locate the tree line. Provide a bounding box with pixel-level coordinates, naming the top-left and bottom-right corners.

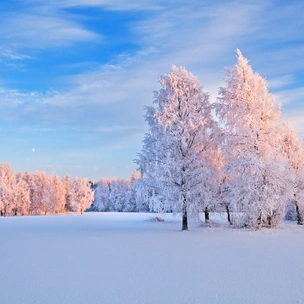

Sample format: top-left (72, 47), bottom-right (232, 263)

top-left (0, 163), bottom-right (94, 216)
top-left (90, 171), bottom-right (149, 213)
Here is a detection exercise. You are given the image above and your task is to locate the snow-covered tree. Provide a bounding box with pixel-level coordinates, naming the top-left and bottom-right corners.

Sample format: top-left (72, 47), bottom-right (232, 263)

top-left (108, 179), bottom-right (129, 212)
top-left (51, 174), bottom-right (66, 213)
top-left (0, 163), bottom-right (16, 216)
top-left (69, 177), bottom-right (94, 214)
top-left (279, 123), bottom-right (304, 224)
top-left (41, 180), bottom-right (56, 215)
top-left (62, 173), bottom-right (73, 212)
top-left (134, 176), bottom-right (151, 212)
top-left (27, 171), bottom-right (48, 215)
top-left (15, 172), bottom-right (31, 216)
top-left (91, 173), bottom-right (144, 213)
top-left (216, 49), bottom-right (288, 228)
top-left (125, 171), bottom-right (141, 212)
top-left (92, 179), bottom-right (111, 212)
top-left (137, 66), bottom-right (219, 230)
top-left (198, 148), bottom-right (224, 224)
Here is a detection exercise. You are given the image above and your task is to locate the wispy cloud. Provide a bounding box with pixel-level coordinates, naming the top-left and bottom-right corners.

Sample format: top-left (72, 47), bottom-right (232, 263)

top-left (268, 75), bottom-right (294, 90)
top-left (96, 125), bottom-right (143, 134)
top-left (274, 87), bottom-right (304, 105)
top-left (0, 88), bottom-right (41, 106)
top-left (0, 2), bottom-right (101, 67)
top-left (0, 48), bottom-right (33, 61)
top-left (0, 13), bottom-right (99, 49)
top-left (42, 0), bottom-right (162, 11)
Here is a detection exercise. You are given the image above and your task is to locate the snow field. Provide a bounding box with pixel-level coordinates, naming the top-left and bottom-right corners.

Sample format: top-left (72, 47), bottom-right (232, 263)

top-left (1, 212), bottom-right (304, 303)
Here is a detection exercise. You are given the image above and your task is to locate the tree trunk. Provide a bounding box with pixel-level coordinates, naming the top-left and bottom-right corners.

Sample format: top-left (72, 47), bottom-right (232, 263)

top-left (182, 194), bottom-right (188, 231)
top-left (225, 204), bottom-right (232, 225)
top-left (267, 216), bottom-right (272, 227)
top-left (182, 211), bottom-right (188, 231)
top-left (295, 202), bottom-right (303, 225)
top-left (204, 207), bottom-right (209, 224)
top-left (256, 211), bottom-right (262, 228)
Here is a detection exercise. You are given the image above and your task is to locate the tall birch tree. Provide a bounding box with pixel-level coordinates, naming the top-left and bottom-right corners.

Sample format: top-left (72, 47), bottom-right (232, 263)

top-left (216, 50), bottom-right (288, 228)
top-left (137, 66), bottom-right (219, 230)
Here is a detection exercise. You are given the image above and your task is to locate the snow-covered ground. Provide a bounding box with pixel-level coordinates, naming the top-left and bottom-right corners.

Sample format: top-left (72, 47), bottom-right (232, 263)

top-left (1, 212), bottom-right (304, 304)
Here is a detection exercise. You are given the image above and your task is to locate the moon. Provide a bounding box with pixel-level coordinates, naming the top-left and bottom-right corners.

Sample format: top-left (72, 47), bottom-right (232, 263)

top-left (32, 148), bottom-right (35, 152)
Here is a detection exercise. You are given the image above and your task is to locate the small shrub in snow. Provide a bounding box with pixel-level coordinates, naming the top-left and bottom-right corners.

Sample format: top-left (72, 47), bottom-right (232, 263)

top-left (147, 216), bottom-right (165, 222)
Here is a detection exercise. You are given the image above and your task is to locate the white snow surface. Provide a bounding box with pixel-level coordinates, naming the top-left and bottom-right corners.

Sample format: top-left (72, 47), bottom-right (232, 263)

top-left (1, 212), bottom-right (304, 304)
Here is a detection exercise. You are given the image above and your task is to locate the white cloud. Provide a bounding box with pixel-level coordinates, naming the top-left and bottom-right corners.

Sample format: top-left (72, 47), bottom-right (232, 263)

top-left (268, 75), bottom-right (294, 90)
top-left (0, 48), bottom-right (33, 61)
top-left (41, 0), bottom-right (162, 11)
top-left (0, 88), bottom-right (41, 106)
top-left (96, 125), bottom-right (142, 133)
top-left (40, 52), bottom-right (157, 107)
top-left (274, 87), bottom-right (304, 105)
top-left (0, 2), bottom-right (102, 65)
top-left (0, 13), bottom-right (99, 49)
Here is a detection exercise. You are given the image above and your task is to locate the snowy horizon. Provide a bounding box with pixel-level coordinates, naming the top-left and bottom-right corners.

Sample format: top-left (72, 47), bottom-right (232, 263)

top-left (0, 0), bottom-right (303, 180)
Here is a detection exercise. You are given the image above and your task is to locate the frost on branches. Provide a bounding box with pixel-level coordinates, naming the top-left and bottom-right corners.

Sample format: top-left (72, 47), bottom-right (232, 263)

top-left (0, 163), bottom-right (16, 216)
top-left (90, 171), bottom-right (145, 212)
top-left (216, 50), bottom-right (289, 228)
top-left (0, 165), bottom-right (94, 217)
top-left (69, 177), bottom-right (94, 214)
top-left (137, 66), bottom-right (220, 230)
top-left (280, 123), bottom-right (304, 225)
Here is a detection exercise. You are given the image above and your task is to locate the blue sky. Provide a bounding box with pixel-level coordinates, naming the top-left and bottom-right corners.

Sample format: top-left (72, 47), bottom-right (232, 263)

top-left (0, 0), bottom-right (303, 181)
